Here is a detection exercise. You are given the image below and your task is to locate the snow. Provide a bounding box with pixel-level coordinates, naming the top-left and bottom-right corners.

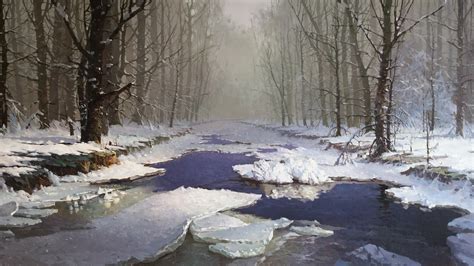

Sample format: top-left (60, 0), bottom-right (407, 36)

top-left (1, 120), bottom-right (473, 262)
top-left (234, 148), bottom-right (330, 185)
top-left (447, 233), bottom-right (474, 266)
top-left (230, 123), bottom-right (474, 214)
top-left (261, 183), bottom-right (336, 201)
top-left (0, 122), bottom-right (190, 218)
top-left (386, 180), bottom-right (474, 213)
top-left (0, 121), bottom-right (187, 184)
top-left (0, 166), bottom-right (36, 177)
top-left (61, 160), bottom-right (161, 183)
top-left (0, 187), bottom-right (261, 264)
top-left (337, 244), bottom-right (421, 266)
top-left (448, 214), bottom-right (474, 234)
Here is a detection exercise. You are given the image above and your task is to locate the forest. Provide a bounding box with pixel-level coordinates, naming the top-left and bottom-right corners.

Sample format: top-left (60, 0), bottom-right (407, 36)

top-left (0, 0), bottom-right (473, 265)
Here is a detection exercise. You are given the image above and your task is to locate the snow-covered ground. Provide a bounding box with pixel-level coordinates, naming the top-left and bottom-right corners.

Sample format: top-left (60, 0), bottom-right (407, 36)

top-left (0, 121), bottom-right (189, 224)
top-left (1, 120), bottom-right (473, 263)
top-left (0, 121), bottom-right (186, 179)
top-left (238, 121), bottom-right (474, 212)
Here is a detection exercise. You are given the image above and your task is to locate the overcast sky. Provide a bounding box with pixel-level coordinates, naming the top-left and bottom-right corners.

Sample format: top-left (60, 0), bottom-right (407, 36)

top-left (222, 0), bottom-right (270, 27)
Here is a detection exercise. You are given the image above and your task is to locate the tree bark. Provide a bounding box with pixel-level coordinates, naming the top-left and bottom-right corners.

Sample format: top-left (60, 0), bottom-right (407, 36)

top-left (344, 0), bottom-right (371, 128)
top-left (0, 0), bottom-right (8, 129)
top-left (341, 12), bottom-right (350, 127)
top-left (159, 0), bottom-right (167, 123)
top-left (33, 0), bottom-right (49, 128)
top-left (132, 6), bottom-right (147, 125)
top-left (455, 0), bottom-right (465, 137)
top-left (169, 0), bottom-right (184, 127)
top-left (373, 0), bottom-right (392, 157)
top-left (106, 0), bottom-right (122, 127)
top-left (9, 0), bottom-right (22, 106)
top-left (183, 0), bottom-right (193, 121)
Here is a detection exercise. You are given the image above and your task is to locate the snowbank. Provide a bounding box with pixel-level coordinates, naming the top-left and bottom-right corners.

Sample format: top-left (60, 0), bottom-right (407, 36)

top-left (61, 160), bottom-right (162, 183)
top-left (386, 180), bottom-right (474, 213)
top-left (234, 148), bottom-right (330, 185)
top-left (260, 183), bottom-right (336, 201)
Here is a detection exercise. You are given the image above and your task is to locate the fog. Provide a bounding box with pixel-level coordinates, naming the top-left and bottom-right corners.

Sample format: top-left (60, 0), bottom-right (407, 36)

top-left (0, 0), bottom-right (473, 139)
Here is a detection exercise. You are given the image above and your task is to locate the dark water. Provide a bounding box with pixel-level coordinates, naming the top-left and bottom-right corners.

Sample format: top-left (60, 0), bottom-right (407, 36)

top-left (150, 151), bottom-right (462, 266)
top-left (151, 151), bottom-right (260, 193)
top-left (10, 186), bottom-right (153, 238)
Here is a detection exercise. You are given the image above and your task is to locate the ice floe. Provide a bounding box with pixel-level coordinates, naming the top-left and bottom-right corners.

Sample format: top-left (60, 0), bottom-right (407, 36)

top-left (447, 233), bottom-right (474, 266)
top-left (289, 225), bottom-right (334, 237)
top-left (193, 221), bottom-right (276, 244)
top-left (190, 213), bottom-right (248, 236)
top-left (0, 216), bottom-right (41, 227)
top-left (0, 201), bottom-right (18, 216)
top-left (337, 244), bottom-right (421, 266)
top-left (209, 242), bottom-right (267, 259)
top-left (448, 214), bottom-right (474, 234)
top-left (189, 213), bottom-right (294, 259)
top-left (13, 208), bottom-right (58, 219)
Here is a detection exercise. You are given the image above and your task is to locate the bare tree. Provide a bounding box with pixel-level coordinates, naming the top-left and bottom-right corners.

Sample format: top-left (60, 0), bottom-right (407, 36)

top-left (0, 0), bottom-right (7, 129)
top-left (56, 0), bottom-right (148, 143)
top-left (32, 0), bottom-right (49, 128)
top-left (131, 3), bottom-right (147, 125)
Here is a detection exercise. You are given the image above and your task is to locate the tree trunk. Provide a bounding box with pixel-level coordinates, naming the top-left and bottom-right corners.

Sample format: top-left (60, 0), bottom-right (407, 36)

top-left (106, 0), bottom-right (122, 127)
top-left (0, 0), bottom-right (8, 129)
top-left (169, 0), bottom-right (184, 128)
top-left (455, 0), bottom-right (465, 137)
top-left (132, 7), bottom-right (147, 125)
top-left (344, 0), bottom-right (371, 128)
top-left (183, 0), bottom-right (193, 121)
top-left (298, 30), bottom-right (307, 127)
top-left (316, 42), bottom-right (328, 126)
top-left (33, 0), bottom-right (49, 128)
top-left (9, 0), bottom-right (22, 106)
top-left (372, 0), bottom-right (392, 157)
top-left (159, 0), bottom-right (167, 123)
top-left (333, 15), bottom-right (342, 137)
top-left (341, 13), bottom-right (351, 127)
